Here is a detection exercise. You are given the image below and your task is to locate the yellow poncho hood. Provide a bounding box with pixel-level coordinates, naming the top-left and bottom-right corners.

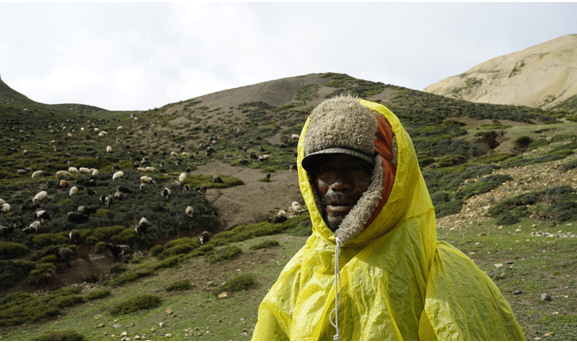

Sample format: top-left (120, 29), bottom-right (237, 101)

top-left (252, 97), bottom-right (525, 340)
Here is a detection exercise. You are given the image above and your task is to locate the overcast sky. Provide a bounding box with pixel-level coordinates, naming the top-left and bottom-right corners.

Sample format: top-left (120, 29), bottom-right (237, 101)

top-left (1, 2), bottom-right (576, 111)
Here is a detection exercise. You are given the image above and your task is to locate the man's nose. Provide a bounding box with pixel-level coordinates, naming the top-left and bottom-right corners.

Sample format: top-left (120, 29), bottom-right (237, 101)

top-left (329, 172), bottom-right (353, 191)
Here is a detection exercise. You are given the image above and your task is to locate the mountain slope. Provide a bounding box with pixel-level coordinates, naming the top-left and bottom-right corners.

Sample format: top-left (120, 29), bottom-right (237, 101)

top-left (424, 34), bottom-right (577, 109)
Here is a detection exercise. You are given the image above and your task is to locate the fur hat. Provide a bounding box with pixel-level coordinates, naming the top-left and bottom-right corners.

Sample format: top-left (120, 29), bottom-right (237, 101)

top-left (302, 95), bottom-right (378, 172)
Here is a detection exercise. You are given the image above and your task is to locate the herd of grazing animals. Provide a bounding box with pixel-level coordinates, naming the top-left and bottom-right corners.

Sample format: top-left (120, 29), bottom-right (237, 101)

top-left (0, 105), bottom-right (302, 288)
top-left (1, 141), bottom-right (225, 270)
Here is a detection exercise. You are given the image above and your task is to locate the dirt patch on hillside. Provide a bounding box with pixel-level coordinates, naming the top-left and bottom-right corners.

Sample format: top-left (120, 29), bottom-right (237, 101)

top-left (194, 161), bottom-right (303, 230)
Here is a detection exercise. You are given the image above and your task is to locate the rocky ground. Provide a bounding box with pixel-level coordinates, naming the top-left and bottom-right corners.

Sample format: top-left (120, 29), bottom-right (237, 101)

top-left (437, 156), bottom-right (577, 233)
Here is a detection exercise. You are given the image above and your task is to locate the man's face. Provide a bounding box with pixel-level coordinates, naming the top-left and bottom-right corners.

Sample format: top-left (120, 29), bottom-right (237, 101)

top-left (314, 154), bottom-right (373, 232)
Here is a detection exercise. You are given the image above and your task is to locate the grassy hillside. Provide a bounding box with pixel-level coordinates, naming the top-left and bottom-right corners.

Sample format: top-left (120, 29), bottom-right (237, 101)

top-left (0, 73), bottom-right (576, 340)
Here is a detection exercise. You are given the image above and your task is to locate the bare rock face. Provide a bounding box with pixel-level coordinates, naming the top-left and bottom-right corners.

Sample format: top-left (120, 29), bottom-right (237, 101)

top-left (424, 34), bottom-right (577, 109)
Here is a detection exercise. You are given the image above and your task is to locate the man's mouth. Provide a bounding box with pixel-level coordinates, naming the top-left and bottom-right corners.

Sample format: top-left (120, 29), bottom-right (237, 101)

top-left (326, 204), bottom-right (354, 213)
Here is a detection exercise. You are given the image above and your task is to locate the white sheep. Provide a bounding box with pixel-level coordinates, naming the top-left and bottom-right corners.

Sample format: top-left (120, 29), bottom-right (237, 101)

top-left (117, 126), bottom-right (124, 130)
top-left (170, 151), bottom-right (178, 158)
top-left (181, 152), bottom-right (190, 157)
top-left (91, 168), bottom-right (99, 176)
top-left (69, 186), bottom-right (78, 196)
top-left (106, 146), bottom-right (112, 153)
top-left (291, 134), bottom-right (300, 140)
top-left (1, 203), bottom-right (10, 215)
top-left (31, 170), bottom-right (44, 179)
top-left (56, 170), bottom-right (71, 180)
top-left (145, 166), bottom-right (156, 173)
top-left (137, 167), bottom-right (147, 173)
top-left (0, 199), bottom-right (5, 205)
top-left (178, 172), bottom-right (187, 183)
top-left (291, 201), bottom-right (302, 214)
top-left (79, 167), bottom-right (90, 174)
top-left (112, 171), bottom-right (124, 181)
top-left (257, 154), bottom-right (270, 163)
top-left (68, 167), bottom-right (79, 174)
top-left (140, 176), bottom-right (155, 184)
top-left (185, 205), bottom-right (194, 218)
top-left (33, 191), bottom-right (48, 205)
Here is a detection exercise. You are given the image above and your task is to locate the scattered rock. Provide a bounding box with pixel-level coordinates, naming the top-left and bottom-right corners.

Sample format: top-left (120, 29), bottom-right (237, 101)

top-left (134, 335), bottom-right (141, 340)
top-left (97, 323), bottom-right (105, 328)
top-left (114, 324), bottom-right (122, 328)
top-left (494, 263), bottom-right (503, 268)
top-left (159, 322), bottom-right (165, 328)
top-left (121, 331), bottom-right (127, 337)
top-left (218, 292), bottom-right (228, 298)
top-left (544, 332), bottom-right (554, 337)
top-left (512, 290), bottom-right (523, 295)
top-left (165, 308), bottom-right (172, 315)
top-left (541, 293), bottom-right (552, 301)
top-left (166, 333), bottom-right (172, 338)
top-left (150, 328), bottom-right (155, 332)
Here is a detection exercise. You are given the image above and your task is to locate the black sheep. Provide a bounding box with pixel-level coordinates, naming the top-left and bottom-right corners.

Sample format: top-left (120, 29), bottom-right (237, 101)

top-left (69, 229), bottom-right (80, 245)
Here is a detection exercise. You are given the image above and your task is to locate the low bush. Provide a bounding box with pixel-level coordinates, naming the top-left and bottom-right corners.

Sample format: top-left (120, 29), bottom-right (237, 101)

top-left (85, 289), bottom-right (111, 301)
top-left (110, 264), bottom-right (127, 274)
top-left (205, 245), bottom-right (242, 264)
top-left (0, 241), bottom-right (30, 259)
top-left (250, 240), bottom-right (279, 250)
top-left (152, 256), bottom-right (180, 270)
top-left (107, 272), bottom-right (138, 287)
top-left (30, 262), bottom-right (57, 277)
top-left (215, 274), bottom-right (256, 294)
top-left (562, 159), bottom-right (577, 172)
top-left (0, 260), bottom-right (36, 290)
top-left (435, 199), bottom-right (464, 218)
top-left (489, 185), bottom-right (577, 223)
top-left (33, 330), bottom-right (86, 341)
top-left (33, 233), bottom-right (68, 249)
top-left (0, 287), bottom-right (81, 327)
top-left (110, 294), bottom-right (162, 315)
top-left (285, 219), bottom-right (313, 236)
top-left (496, 213), bottom-right (520, 226)
top-left (455, 174), bottom-right (513, 201)
top-left (165, 279), bottom-right (194, 292)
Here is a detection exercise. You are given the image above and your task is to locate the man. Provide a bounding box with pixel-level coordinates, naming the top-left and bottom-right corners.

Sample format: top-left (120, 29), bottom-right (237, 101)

top-left (252, 95), bottom-right (525, 340)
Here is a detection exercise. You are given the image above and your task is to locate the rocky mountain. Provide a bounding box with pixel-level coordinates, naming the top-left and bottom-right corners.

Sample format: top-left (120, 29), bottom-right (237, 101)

top-left (424, 34), bottom-right (577, 110)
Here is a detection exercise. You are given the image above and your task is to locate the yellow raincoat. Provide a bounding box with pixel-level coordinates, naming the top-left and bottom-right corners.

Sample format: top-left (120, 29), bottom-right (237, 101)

top-left (252, 99), bottom-right (525, 340)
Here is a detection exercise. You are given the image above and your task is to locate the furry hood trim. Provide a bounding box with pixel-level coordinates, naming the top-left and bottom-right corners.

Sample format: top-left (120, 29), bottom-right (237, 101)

top-left (299, 95), bottom-right (397, 246)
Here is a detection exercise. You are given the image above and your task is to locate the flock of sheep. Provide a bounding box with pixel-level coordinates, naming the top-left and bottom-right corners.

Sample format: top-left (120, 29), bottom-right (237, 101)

top-left (1, 158), bottom-right (214, 265)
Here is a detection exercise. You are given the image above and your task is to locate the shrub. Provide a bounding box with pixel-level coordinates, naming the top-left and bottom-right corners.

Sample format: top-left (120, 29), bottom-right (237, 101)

top-left (107, 272), bottom-right (139, 287)
top-left (250, 240), bottom-right (279, 250)
top-left (165, 279), bottom-right (194, 292)
top-left (110, 264), bottom-right (127, 274)
top-left (50, 295), bottom-right (84, 308)
top-left (150, 245), bottom-right (165, 257)
top-left (85, 226), bottom-right (124, 245)
top-left (30, 262), bottom-right (57, 276)
top-left (85, 289), bottom-right (111, 301)
top-left (514, 136), bottom-right (532, 148)
top-left (33, 330), bottom-right (86, 341)
top-left (152, 256), bottom-right (180, 270)
top-left (205, 245), bottom-right (242, 264)
top-left (0, 241), bottom-right (30, 259)
top-left (562, 159), bottom-right (577, 172)
top-left (455, 174), bottom-right (513, 201)
top-left (285, 219), bottom-right (313, 236)
top-left (95, 241), bottom-right (107, 253)
top-left (0, 260), bottom-right (36, 290)
top-left (496, 213), bottom-right (520, 226)
top-left (435, 199), bottom-right (464, 218)
top-left (110, 294), bottom-right (162, 315)
top-left (215, 274), bottom-right (256, 294)
top-left (33, 233), bottom-right (68, 249)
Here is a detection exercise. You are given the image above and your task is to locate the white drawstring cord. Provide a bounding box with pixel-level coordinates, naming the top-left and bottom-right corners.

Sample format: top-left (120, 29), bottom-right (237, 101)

top-left (330, 238), bottom-right (342, 341)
